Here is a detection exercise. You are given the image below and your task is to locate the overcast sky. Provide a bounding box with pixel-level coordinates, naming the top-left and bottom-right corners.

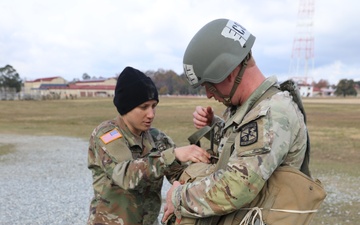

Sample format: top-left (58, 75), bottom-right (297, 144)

top-left (1, 0), bottom-right (359, 85)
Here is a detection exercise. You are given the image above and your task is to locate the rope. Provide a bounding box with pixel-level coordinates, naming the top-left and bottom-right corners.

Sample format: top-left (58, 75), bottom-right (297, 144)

top-left (239, 207), bottom-right (264, 225)
top-left (267, 208), bottom-right (318, 214)
top-left (238, 207), bottom-right (318, 225)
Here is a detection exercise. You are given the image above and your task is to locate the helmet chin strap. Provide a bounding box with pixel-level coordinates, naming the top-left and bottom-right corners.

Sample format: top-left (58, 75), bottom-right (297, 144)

top-left (205, 53), bottom-right (251, 107)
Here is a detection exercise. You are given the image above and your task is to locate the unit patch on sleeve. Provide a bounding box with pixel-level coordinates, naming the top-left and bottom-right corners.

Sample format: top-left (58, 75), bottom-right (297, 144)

top-left (240, 121), bottom-right (258, 146)
top-left (100, 128), bottom-right (122, 144)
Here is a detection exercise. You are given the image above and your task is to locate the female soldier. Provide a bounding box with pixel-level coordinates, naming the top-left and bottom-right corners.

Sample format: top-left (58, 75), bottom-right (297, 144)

top-left (87, 66), bottom-right (210, 225)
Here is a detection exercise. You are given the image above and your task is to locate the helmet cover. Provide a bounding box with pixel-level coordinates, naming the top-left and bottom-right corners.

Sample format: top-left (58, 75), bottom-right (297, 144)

top-left (183, 19), bottom-right (255, 87)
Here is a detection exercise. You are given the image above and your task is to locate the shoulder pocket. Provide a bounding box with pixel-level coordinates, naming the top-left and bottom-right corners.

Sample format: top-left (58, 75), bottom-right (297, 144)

top-left (235, 105), bottom-right (271, 157)
top-left (97, 128), bottom-right (133, 163)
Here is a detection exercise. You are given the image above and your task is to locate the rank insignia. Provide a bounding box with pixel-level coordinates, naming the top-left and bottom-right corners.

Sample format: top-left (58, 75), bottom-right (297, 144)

top-left (240, 122), bottom-right (258, 146)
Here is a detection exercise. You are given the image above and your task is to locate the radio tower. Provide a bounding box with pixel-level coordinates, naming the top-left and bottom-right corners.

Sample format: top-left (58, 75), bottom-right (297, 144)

top-left (289, 0), bottom-right (315, 85)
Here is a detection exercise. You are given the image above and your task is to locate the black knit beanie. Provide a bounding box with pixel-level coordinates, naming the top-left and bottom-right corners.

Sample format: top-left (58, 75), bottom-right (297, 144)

top-left (113, 66), bottom-right (159, 115)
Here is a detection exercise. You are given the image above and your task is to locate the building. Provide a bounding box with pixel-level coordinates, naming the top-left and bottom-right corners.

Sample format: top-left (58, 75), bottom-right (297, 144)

top-left (298, 84), bottom-right (313, 97)
top-left (23, 76), bottom-right (116, 100)
top-left (289, 77), bottom-right (314, 97)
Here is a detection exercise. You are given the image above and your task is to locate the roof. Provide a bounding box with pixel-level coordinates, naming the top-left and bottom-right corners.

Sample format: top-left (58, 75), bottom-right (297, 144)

top-left (75, 77), bottom-right (116, 84)
top-left (33, 84), bottom-right (115, 91)
top-left (67, 84), bottom-right (115, 90)
top-left (38, 84), bottom-right (68, 90)
top-left (32, 84), bottom-right (115, 90)
top-left (30, 76), bottom-right (63, 82)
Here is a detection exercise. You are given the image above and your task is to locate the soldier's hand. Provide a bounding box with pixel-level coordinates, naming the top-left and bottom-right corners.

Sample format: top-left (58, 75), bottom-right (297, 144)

top-left (162, 181), bottom-right (181, 223)
top-left (193, 106), bottom-right (214, 129)
top-left (174, 145), bottom-right (210, 163)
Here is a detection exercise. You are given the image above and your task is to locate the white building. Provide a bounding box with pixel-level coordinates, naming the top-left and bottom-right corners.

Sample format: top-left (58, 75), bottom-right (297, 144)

top-left (23, 76), bottom-right (117, 100)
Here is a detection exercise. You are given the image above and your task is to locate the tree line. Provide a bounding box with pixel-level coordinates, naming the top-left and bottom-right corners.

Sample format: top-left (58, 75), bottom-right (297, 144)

top-left (0, 64), bottom-right (358, 97)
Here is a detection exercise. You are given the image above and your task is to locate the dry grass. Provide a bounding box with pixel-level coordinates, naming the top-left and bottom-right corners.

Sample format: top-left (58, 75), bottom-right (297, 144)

top-left (0, 143), bottom-right (16, 161)
top-left (305, 100), bottom-right (360, 171)
top-left (1, 96), bottom-right (359, 224)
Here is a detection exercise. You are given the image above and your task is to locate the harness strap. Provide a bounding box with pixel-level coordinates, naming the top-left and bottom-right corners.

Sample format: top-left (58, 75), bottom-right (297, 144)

top-left (187, 125), bottom-right (213, 146)
top-left (214, 132), bottom-right (237, 171)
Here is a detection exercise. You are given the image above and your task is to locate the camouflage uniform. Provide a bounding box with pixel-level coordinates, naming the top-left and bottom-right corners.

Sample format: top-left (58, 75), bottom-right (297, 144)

top-left (87, 115), bottom-right (184, 225)
top-left (171, 76), bottom-right (307, 220)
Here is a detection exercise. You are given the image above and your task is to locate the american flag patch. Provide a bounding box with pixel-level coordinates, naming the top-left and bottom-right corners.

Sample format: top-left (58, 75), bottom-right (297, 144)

top-left (100, 128), bottom-right (122, 144)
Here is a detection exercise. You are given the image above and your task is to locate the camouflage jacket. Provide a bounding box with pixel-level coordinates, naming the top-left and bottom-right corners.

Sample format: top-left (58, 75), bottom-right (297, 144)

top-left (87, 116), bottom-right (184, 225)
top-left (172, 76), bottom-right (308, 219)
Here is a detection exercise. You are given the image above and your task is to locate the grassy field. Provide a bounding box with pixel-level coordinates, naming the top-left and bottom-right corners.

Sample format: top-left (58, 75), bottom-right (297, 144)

top-left (1, 96), bottom-right (359, 224)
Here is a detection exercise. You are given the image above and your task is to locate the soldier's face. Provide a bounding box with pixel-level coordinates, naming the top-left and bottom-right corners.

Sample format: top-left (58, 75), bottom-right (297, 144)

top-left (204, 79), bottom-right (231, 103)
top-left (122, 100), bottom-right (157, 136)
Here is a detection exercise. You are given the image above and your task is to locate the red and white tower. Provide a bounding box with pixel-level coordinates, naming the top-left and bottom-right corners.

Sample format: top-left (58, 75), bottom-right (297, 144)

top-left (289, 0), bottom-right (315, 85)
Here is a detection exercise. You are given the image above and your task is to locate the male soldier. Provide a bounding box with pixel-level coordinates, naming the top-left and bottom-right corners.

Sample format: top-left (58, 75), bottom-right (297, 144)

top-left (162, 19), bottom-right (323, 224)
top-left (87, 66), bottom-right (210, 225)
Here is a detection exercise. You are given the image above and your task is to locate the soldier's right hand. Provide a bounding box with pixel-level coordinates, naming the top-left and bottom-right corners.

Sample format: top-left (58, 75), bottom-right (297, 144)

top-left (193, 106), bottom-right (214, 129)
top-left (174, 145), bottom-right (210, 163)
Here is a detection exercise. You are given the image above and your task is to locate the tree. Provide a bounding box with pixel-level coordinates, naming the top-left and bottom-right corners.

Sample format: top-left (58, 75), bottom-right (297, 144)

top-left (0, 65), bottom-right (22, 92)
top-left (150, 69), bottom-right (205, 95)
top-left (153, 69), bottom-right (180, 95)
top-left (335, 79), bottom-right (357, 97)
top-left (82, 73), bottom-right (91, 80)
top-left (312, 79), bottom-right (329, 89)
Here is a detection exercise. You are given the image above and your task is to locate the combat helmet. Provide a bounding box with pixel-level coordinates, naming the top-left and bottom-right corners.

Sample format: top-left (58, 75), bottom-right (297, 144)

top-left (183, 18), bottom-right (256, 88)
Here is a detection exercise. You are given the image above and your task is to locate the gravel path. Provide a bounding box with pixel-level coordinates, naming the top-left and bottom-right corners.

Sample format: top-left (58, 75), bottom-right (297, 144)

top-left (0, 134), bottom-right (171, 225)
top-left (1, 135), bottom-right (358, 224)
